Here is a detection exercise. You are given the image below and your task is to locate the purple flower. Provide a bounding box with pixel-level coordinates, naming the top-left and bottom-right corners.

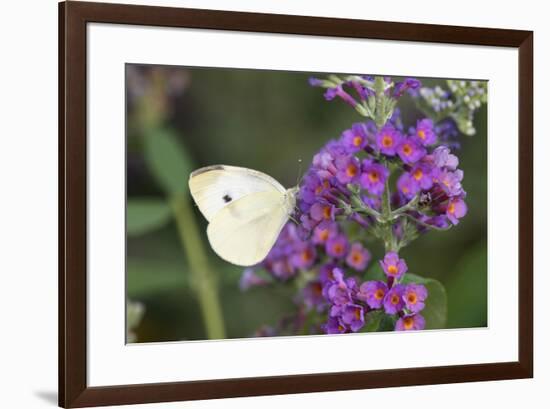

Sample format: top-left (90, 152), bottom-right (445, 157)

top-left (397, 172), bottom-right (420, 199)
top-left (319, 263), bottom-right (338, 282)
top-left (341, 123), bottom-right (368, 153)
top-left (395, 313), bottom-right (426, 331)
top-left (326, 234), bottom-right (349, 259)
top-left (312, 139), bottom-right (346, 177)
top-left (397, 138), bottom-right (426, 164)
top-left (403, 283), bottom-right (428, 313)
top-left (409, 163), bottom-right (434, 191)
top-left (383, 284), bottom-right (406, 314)
top-left (412, 119), bottom-right (437, 146)
top-left (393, 78), bottom-right (421, 98)
top-left (434, 168), bottom-right (464, 197)
top-left (299, 172), bottom-right (330, 207)
top-left (431, 145), bottom-right (458, 170)
top-left (312, 221), bottom-right (338, 245)
top-left (446, 197), bottom-right (468, 225)
top-left (302, 280), bottom-right (325, 311)
top-left (341, 304), bottom-right (365, 332)
top-left (335, 155), bottom-right (361, 184)
top-left (357, 281), bottom-right (388, 309)
top-left (308, 77), bottom-right (324, 87)
top-left (360, 160), bottom-right (389, 195)
top-left (290, 242), bottom-right (317, 269)
top-left (324, 317), bottom-right (347, 334)
top-left (346, 242), bottom-right (371, 271)
top-left (298, 213), bottom-right (318, 231)
top-left (267, 259), bottom-right (294, 280)
top-left (324, 85), bottom-right (358, 108)
top-left (310, 202), bottom-right (336, 222)
top-left (379, 252), bottom-right (408, 280)
top-left (324, 268), bottom-right (354, 305)
top-left (239, 268), bottom-right (268, 291)
top-left (376, 125), bottom-right (403, 156)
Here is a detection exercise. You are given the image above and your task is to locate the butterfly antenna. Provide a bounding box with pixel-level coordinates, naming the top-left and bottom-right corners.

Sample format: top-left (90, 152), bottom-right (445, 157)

top-left (296, 158), bottom-right (304, 188)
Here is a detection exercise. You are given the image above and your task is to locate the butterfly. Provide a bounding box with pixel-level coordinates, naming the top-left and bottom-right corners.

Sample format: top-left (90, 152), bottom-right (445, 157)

top-left (188, 165), bottom-right (298, 267)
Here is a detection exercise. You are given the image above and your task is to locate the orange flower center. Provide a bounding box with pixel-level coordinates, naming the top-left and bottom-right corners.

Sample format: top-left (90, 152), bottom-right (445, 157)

top-left (354, 308), bottom-right (361, 320)
top-left (351, 252), bottom-right (362, 264)
top-left (387, 265), bottom-right (398, 275)
top-left (338, 325), bottom-right (344, 331)
top-left (401, 186), bottom-right (409, 193)
top-left (353, 135), bottom-right (363, 146)
top-left (301, 249), bottom-right (313, 262)
top-left (402, 143), bottom-right (412, 156)
top-left (322, 206), bottom-right (332, 219)
top-left (382, 135), bottom-right (393, 147)
top-left (448, 202), bottom-right (455, 214)
top-left (417, 130), bottom-right (426, 140)
top-left (368, 171), bottom-right (379, 183)
top-left (407, 292), bottom-right (417, 304)
top-left (413, 168), bottom-right (423, 180)
top-left (333, 244), bottom-right (344, 254)
top-left (375, 289), bottom-right (385, 300)
top-left (346, 164), bottom-right (358, 177)
top-left (391, 294), bottom-right (400, 305)
top-left (319, 229), bottom-right (329, 242)
top-left (403, 317), bottom-right (414, 329)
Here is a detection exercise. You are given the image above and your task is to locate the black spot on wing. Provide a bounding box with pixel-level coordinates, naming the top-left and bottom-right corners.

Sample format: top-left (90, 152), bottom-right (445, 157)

top-left (223, 194), bottom-right (232, 203)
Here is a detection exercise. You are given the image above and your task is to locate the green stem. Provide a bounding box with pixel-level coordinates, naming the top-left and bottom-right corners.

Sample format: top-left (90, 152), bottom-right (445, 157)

top-left (170, 193), bottom-right (226, 339)
top-left (390, 195), bottom-right (419, 220)
top-left (374, 77), bottom-right (387, 129)
top-left (381, 176), bottom-right (397, 252)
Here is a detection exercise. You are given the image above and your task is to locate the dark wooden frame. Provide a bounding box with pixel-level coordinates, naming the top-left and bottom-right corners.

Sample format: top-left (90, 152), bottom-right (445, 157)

top-left (59, 1), bottom-right (533, 407)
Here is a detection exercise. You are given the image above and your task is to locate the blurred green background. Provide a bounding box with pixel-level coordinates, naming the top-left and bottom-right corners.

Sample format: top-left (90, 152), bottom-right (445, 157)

top-left (126, 64), bottom-right (487, 342)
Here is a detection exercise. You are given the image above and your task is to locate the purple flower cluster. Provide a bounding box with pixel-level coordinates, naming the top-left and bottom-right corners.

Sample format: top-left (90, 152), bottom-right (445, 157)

top-left (396, 142), bottom-right (468, 226)
top-left (322, 252), bottom-right (428, 333)
top-left (298, 114), bottom-right (467, 236)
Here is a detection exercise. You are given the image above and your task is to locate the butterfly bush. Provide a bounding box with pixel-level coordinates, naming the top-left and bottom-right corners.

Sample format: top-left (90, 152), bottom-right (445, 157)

top-left (242, 75), bottom-right (475, 336)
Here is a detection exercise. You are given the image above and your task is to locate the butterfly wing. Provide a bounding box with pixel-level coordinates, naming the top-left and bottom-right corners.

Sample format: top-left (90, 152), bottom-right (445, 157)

top-left (189, 165), bottom-right (286, 222)
top-left (206, 190), bottom-right (290, 266)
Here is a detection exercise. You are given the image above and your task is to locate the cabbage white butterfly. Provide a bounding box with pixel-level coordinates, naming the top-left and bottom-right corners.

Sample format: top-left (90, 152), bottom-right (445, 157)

top-left (188, 165), bottom-right (298, 266)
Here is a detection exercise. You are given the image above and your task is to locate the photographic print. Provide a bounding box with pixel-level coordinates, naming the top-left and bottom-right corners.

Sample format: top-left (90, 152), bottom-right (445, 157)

top-left (125, 65), bottom-right (488, 342)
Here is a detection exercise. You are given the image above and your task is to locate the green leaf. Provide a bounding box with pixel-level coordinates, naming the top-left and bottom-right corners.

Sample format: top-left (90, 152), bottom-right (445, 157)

top-left (378, 314), bottom-right (397, 331)
top-left (143, 128), bottom-right (194, 194)
top-left (362, 310), bottom-right (384, 332)
top-left (127, 198), bottom-right (171, 236)
top-left (403, 273), bottom-right (447, 329)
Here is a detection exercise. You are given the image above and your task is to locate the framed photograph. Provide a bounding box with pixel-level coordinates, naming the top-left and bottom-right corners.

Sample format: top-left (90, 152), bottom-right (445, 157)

top-left (59, 1), bottom-right (533, 407)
